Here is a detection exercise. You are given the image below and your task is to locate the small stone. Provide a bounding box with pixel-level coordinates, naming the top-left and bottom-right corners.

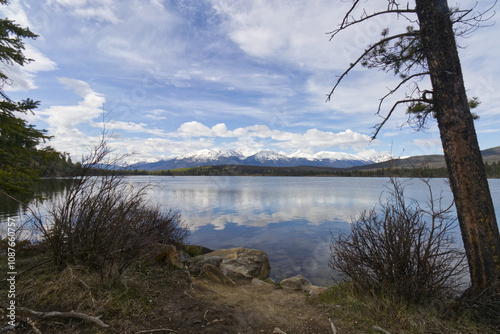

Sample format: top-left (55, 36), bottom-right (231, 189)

top-left (251, 278), bottom-right (267, 286)
top-left (280, 275), bottom-right (313, 291)
top-left (308, 286), bottom-right (327, 297)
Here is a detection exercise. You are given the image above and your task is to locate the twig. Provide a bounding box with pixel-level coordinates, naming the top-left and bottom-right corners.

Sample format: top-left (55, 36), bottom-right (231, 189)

top-left (373, 325), bottom-right (391, 334)
top-left (203, 309), bottom-right (209, 323)
top-left (135, 329), bottom-right (176, 333)
top-left (273, 328), bottom-right (287, 334)
top-left (67, 266), bottom-right (92, 290)
top-left (26, 318), bottom-right (42, 334)
top-left (18, 307), bottom-right (109, 328)
top-left (329, 318), bottom-right (337, 334)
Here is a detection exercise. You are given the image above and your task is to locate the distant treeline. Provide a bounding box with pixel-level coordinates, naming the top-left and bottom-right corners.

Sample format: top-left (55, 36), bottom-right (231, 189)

top-left (117, 161), bottom-right (500, 178)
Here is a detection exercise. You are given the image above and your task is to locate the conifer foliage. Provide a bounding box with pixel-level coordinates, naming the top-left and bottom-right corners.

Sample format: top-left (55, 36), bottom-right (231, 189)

top-left (0, 0), bottom-right (68, 195)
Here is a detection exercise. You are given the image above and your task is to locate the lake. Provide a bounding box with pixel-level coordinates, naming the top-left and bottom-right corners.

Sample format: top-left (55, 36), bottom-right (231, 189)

top-left (1, 176), bottom-right (499, 285)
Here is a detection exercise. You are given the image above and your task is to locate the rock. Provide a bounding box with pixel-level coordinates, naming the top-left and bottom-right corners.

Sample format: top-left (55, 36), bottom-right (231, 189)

top-left (308, 286), bottom-right (327, 297)
top-left (155, 244), bottom-right (192, 269)
top-left (264, 277), bottom-right (277, 285)
top-left (251, 278), bottom-right (267, 286)
top-left (189, 256), bottom-right (223, 276)
top-left (198, 263), bottom-right (235, 286)
top-left (280, 275), bottom-right (313, 291)
top-left (195, 247), bottom-right (271, 279)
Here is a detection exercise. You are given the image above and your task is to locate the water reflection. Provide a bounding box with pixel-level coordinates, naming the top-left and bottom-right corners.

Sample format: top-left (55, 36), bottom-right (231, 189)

top-left (140, 176), bottom-right (393, 231)
top-left (0, 178), bottom-right (75, 220)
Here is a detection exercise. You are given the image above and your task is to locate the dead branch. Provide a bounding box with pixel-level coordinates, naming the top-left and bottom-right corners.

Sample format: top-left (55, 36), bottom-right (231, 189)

top-left (326, 31), bottom-right (419, 102)
top-left (452, 1), bottom-right (497, 37)
top-left (329, 8), bottom-right (416, 40)
top-left (377, 71), bottom-right (430, 114)
top-left (18, 307), bottom-right (109, 328)
top-left (135, 329), bottom-right (176, 333)
top-left (373, 98), bottom-right (424, 139)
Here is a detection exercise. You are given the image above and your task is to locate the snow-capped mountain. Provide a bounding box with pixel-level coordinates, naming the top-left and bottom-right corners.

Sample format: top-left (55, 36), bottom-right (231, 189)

top-left (131, 148), bottom-right (392, 171)
top-left (180, 148), bottom-right (243, 162)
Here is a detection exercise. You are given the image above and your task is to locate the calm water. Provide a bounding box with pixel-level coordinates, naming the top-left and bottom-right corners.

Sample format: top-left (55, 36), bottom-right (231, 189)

top-left (2, 176), bottom-right (499, 285)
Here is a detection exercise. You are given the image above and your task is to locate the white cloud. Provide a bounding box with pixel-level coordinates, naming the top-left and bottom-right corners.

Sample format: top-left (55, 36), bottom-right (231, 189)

top-left (145, 109), bottom-right (168, 120)
top-left (96, 120), bottom-right (166, 136)
top-left (113, 137), bottom-right (215, 164)
top-left (39, 78), bottom-right (105, 137)
top-left (48, 0), bottom-right (120, 23)
top-left (209, 0), bottom-right (404, 71)
top-left (171, 121), bottom-right (372, 153)
top-left (177, 121), bottom-right (213, 138)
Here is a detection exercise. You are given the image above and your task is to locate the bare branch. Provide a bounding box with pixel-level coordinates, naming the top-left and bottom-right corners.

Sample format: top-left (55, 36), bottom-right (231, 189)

top-left (326, 31), bottom-right (419, 102)
top-left (377, 71), bottom-right (430, 115)
top-left (335, 0), bottom-right (361, 37)
top-left (136, 329), bottom-right (177, 334)
top-left (328, 8), bottom-right (416, 40)
top-left (329, 1), bottom-right (417, 40)
top-left (373, 98), bottom-right (424, 139)
top-left (452, 1), bottom-right (497, 37)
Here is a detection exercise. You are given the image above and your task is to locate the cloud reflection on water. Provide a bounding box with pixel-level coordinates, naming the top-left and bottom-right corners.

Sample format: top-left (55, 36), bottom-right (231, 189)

top-left (146, 176), bottom-right (388, 231)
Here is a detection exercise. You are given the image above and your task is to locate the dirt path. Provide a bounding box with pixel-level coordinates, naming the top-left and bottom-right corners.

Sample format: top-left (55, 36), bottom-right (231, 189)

top-left (180, 276), bottom-right (334, 334)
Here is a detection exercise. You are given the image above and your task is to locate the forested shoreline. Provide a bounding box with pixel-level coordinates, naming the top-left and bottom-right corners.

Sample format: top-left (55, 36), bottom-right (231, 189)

top-left (121, 161), bottom-right (500, 178)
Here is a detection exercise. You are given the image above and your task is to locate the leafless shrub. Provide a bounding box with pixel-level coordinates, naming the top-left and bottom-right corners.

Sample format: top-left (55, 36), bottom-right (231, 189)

top-left (31, 138), bottom-right (189, 282)
top-left (329, 178), bottom-right (467, 304)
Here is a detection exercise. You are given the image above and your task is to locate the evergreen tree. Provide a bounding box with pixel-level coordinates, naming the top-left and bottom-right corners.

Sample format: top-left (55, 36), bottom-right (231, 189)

top-left (0, 0), bottom-right (65, 194)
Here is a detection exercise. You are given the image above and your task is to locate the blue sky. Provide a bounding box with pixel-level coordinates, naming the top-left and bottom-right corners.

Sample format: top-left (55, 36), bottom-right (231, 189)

top-left (2, 0), bottom-right (499, 163)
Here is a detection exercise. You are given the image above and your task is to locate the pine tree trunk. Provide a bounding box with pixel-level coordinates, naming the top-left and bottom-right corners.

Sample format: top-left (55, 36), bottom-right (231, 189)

top-left (415, 0), bottom-right (500, 295)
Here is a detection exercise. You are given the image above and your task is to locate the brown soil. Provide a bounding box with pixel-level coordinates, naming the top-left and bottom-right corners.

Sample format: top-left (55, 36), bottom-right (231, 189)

top-left (2, 263), bottom-right (335, 334)
top-left (117, 271), bottom-right (334, 334)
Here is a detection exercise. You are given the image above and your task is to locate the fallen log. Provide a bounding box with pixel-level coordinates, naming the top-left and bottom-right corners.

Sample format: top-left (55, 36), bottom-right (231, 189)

top-left (18, 307), bottom-right (109, 328)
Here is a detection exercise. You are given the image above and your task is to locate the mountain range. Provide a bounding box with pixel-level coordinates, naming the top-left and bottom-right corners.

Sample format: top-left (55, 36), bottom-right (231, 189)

top-left (131, 148), bottom-right (394, 171)
top-left (352, 145), bottom-right (500, 170)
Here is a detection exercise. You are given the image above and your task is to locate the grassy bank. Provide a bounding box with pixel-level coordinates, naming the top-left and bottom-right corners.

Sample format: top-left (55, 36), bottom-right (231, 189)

top-left (1, 245), bottom-right (497, 333)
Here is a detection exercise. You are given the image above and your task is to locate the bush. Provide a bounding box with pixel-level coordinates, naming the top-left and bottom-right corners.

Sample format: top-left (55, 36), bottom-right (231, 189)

top-left (329, 178), bottom-right (467, 304)
top-left (31, 139), bottom-right (189, 282)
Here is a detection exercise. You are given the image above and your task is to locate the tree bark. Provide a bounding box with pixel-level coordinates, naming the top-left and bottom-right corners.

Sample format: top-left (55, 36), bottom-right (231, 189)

top-left (415, 0), bottom-right (500, 295)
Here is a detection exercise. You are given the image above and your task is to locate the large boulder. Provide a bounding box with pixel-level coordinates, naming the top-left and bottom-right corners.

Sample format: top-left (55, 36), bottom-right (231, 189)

top-left (194, 247), bottom-right (271, 280)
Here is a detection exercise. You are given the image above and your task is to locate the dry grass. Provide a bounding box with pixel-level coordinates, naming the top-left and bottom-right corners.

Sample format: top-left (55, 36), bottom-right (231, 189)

top-left (0, 249), bottom-right (189, 333)
top-left (1, 251), bottom-right (498, 333)
top-left (311, 282), bottom-right (497, 334)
